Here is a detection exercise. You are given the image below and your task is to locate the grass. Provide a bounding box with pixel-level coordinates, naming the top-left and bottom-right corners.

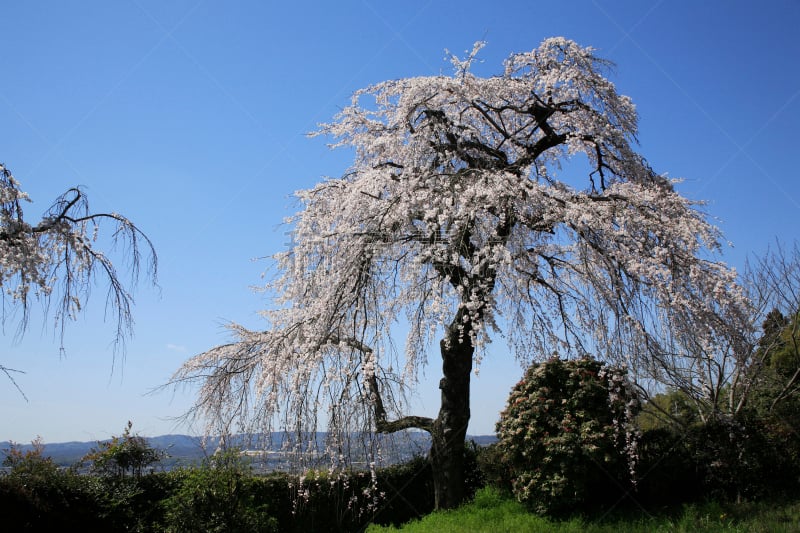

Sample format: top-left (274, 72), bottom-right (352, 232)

top-left (366, 487), bottom-right (800, 533)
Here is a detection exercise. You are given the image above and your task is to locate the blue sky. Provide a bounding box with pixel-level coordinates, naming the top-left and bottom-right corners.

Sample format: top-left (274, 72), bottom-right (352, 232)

top-left (2, 0), bottom-right (799, 444)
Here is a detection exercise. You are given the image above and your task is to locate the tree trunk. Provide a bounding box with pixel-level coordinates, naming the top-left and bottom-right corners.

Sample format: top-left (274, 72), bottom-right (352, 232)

top-left (430, 317), bottom-right (474, 509)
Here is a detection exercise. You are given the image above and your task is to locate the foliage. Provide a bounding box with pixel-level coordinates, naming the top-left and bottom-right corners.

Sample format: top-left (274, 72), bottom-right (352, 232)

top-left (1, 446), bottom-right (796, 532)
top-left (635, 415), bottom-right (800, 506)
top-left (0, 449), bottom-right (442, 532)
top-left (617, 242), bottom-right (800, 457)
top-left (722, 242), bottom-right (800, 419)
top-left (637, 389), bottom-right (701, 432)
top-left (0, 439), bottom-right (108, 531)
top-left (161, 448), bottom-right (277, 533)
top-left (2, 436), bottom-right (60, 479)
top-left (632, 427), bottom-right (701, 505)
top-left (475, 442), bottom-right (511, 493)
top-left (743, 307), bottom-right (800, 448)
top-left (82, 421), bottom-right (167, 479)
top-left (687, 418), bottom-right (771, 501)
top-left (495, 357), bottom-right (640, 515)
top-left (273, 454), bottom-right (433, 532)
top-left (172, 37), bottom-right (748, 508)
top-left (366, 486), bottom-right (800, 533)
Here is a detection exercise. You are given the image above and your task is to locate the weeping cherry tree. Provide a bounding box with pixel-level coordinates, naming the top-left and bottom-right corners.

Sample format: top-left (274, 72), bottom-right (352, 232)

top-left (1, 163), bottom-right (157, 392)
top-left (172, 38), bottom-right (748, 509)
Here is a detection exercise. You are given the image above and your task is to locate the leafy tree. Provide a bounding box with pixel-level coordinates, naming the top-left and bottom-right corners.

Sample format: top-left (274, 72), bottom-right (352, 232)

top-left (728, 242), bottom-right (800, 419)
top-left (2, 436), bottom-right (59, 479)
top-left (750, 308), bottom-right (800, 410)
top-left (494, 357), bottom-right (639, 514)
top-left (1, 437), bottom-right (108, 531)
top-left (739, 303), bottom-right (800, 473)
top-left (0, 164), bottom-right (157, 390)
top-left (171, 38), bottom-right (747, 509)
top-left (82, 421), bottom-right (167, 479)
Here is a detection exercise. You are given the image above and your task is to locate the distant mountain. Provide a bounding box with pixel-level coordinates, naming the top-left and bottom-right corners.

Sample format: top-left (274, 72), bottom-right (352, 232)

top-left (0, 436), bottom-right (209, 468)
top-left (468, 435), bottom-right (499, 447)
top-left (1, 432), bottom-right (497, 469)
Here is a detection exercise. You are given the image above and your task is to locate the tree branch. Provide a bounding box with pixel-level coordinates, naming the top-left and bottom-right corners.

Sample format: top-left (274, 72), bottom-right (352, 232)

top-left (333, 335), bottom-right (435, 434)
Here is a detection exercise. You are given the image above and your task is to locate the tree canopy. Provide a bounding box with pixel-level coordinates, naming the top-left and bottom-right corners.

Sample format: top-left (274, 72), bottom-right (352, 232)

top-left (173, 38), bottom-right (749, 508)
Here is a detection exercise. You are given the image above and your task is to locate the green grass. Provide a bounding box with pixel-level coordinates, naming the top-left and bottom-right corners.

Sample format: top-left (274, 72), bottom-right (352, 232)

top-left (366, 487), bottom-right (800, 533)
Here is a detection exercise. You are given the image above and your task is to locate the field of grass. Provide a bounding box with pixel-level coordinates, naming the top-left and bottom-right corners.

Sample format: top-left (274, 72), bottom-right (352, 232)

top-left (367, 487), bottom-right (800, 533)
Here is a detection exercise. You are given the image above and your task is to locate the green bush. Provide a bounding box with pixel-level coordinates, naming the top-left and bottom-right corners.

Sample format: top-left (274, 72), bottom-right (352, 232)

top-left (161, 449), bottom-right (277, 532)
top-left (494, 356), bottom-right (640, 515)
top-left (475, 442), bottom-right (512, 494)
top-left (0, 439), bottom-right (108, 531)
top-left (287, 454), bottom-right (436, 532)
top-left (635, 415), bottom-right (800, 505)
top-left (371, 455), bottom-right (435, 527)
top-left (688, 416), bottom-right (800, 501)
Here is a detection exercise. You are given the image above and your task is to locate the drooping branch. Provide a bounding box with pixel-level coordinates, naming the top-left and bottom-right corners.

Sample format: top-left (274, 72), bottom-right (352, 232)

top-left (334, 335), bottom-right (434, 434)
top-left (0, 164), bottom-right (158, 353)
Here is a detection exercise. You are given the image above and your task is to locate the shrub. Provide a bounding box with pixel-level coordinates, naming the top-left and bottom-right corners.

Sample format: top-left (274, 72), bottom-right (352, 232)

top-left (687, 415), bottom-right (800, 501)
top-left (475, 442), bottom-right (512, 494)
top-left (371, 454), bottom-right (435, 527)
top-left (287, 454), bottom-right (435, 532)
top-left (633, 427), bottom-right (700, 505)
top-left (495, 356), bottom-right (640, 515)
top-left (161, 449), bottom-right (277, 533)
top-left (0, 442), bottom-right (480, 531)
top-left (1, 438), bottom-right (109, 531)
top-left (635, 415), bottom-right (800, 505)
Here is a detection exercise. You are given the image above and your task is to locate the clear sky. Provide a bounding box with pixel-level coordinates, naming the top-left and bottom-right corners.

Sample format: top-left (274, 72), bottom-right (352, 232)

top-left (2, 0), bottom-right (799, 444)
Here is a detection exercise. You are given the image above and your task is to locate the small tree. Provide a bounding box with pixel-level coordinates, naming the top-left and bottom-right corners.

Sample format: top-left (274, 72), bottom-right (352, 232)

top-left (708, 242), bottom-right (800, 418)
top-left (0, 163), bottom-right (157, 390)
top-left (2, 436), bottom-right (59, 479)
top-left (495, 357), bottom-right (639, 514)
top-left (0, 437), bottom-right (103, 530)
top-left (82, 421), bottom-right (167, 479)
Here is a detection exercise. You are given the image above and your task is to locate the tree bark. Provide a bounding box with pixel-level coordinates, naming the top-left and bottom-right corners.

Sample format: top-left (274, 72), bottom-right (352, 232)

top-left (429, 310), bottom-right (474, 509)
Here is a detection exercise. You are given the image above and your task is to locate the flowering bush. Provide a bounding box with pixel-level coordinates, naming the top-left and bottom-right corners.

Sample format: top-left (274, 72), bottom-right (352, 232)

top-left (495, 356), bottom-right (639, 514)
